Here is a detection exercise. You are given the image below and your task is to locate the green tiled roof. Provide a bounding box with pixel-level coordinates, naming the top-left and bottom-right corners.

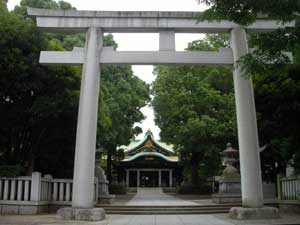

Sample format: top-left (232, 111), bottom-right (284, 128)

top-left (122, 152), bottom-right (178, 162)
top-left (118, 130), bottom-right (174, 154)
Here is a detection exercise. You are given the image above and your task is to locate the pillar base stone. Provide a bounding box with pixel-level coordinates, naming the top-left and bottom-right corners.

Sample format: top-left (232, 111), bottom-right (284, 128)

top-left (229, 206), bottom-right (279, 220)
top-left (57, 207), bottom-right (105, 221)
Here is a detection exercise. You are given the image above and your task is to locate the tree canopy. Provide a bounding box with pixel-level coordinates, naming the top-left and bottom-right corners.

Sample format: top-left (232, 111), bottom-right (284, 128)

top-left (0, 0), bottom-right (149, 178)
top-left (152, 34), bottom-right (236, 185)
top-left (198, 0), bottom-right (300, 175)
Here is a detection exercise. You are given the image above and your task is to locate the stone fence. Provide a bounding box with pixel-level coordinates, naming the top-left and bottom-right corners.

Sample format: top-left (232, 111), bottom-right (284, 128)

top-left (278, 175), bottom-right (300, 202)
top-left (0, 172), bottom-right (100, 214)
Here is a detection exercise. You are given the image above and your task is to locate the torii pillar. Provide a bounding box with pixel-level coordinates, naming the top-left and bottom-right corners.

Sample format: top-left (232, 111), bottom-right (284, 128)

top-left (58, 27), bottom-right (106, 221)
top-left (72, 27), bottom-right (102, 208)
top-left (27, 7), bottom-right (294, 221)
top-left (228, 28), bottom-right (279, 219)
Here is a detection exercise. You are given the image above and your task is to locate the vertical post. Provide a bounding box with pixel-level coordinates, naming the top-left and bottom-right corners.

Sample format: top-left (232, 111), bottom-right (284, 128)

top-left (0, 180), bottom-right (2, 199)
top-left (30, 172), bottom-right (42, 202)
top-left (126, 170), bottom-right (129, 187)
top-left (3, 180), bottom-right (9, 200)
top-left (44, 174), bottom-right (52, 201)
top-left (17, 180), bottom-right (23, 201)
top-left (66, 183), bottom-right (71, 202)
top-left (24, 180), bottom-right (29, 201)
top-left (53, 182), bottom-right (58, 201)
top-left (277, 175), bottom-right (282, 201)
top-left (137, 170), bottom-right (140, 187)
top-left (72, 27), bottom-right (103, 208)
top-left (230, 27), bottom-right (263, 208)
top-left (10, 180), bottom-right (16, 200)
top-left (158, 170), bottom-right (162, 187)
top-left (59, 182), bottom-right (64, 201)
top-left (159, 30), bottom-right (175, 51)
top-left (169, 170), bottom-right (173, 187)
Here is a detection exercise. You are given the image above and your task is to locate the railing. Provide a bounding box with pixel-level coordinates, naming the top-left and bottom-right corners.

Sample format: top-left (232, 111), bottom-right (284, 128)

top-left (0, 176), bottom-right (32, 201)
top-left (277, 175), bottom-right (300, 202)
top-left (50, 178), bottom-right (73, 203)
top-left (0, 172), bottom-right (98, 205)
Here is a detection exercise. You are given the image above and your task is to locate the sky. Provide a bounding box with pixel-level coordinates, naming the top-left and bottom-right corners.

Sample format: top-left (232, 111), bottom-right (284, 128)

top-left (7, 0), bottom-right (208, 140)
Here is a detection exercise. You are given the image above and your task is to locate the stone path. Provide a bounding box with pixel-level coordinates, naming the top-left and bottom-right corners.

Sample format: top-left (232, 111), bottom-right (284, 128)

top-left (1, 188), bottom-right (297, 225)
top-left (124, 188), bottom-right (199, 205)
top-left (1, 213), bottom-right (300, 225)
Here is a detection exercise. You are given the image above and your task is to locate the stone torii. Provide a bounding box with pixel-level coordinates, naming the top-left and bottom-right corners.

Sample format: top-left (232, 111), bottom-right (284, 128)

top-left (27, 7), bottom-right (294, 221)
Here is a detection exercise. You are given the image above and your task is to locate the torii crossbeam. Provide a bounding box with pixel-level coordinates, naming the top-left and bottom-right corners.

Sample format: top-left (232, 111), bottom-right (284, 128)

top-left (27, 7), bottom-right (295, 221)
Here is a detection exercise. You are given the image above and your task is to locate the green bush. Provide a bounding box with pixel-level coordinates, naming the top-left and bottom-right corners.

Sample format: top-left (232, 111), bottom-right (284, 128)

top-left (0, 165), bottom-right (23, 177)
top-left (109, 184), bottom-right (127, 194)
top-left (176, 184), bottom-right (212, 195)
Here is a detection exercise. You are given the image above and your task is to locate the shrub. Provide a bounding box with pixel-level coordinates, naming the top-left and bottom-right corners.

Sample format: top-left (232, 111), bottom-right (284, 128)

top-left (176, 184), bottom-right (212, 195)
top-left (0, 165), bottom-right (23, 177)
top-left (109, 184), bottom-right (127, 194)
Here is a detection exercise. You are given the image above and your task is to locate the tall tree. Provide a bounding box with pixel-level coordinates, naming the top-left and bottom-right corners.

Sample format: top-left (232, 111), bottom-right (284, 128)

top-left (0, 0), bottom-right (150, 179)
top-left (199, 0), bottom-right (300, 175)
top-left (98, 46), bottom-right (150, 182)
top-left (152, 35), bottom-right (236, 185)
top-left (0, 4), bottom-right (81, 176)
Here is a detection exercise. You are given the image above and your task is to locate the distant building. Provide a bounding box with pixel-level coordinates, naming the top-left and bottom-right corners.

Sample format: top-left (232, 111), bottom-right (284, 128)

top-left (118, 130), bottom-right (180, 187)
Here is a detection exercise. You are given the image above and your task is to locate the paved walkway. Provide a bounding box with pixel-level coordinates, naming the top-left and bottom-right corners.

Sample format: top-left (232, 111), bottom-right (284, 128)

top-left (112, 187), bottom-right (213, 205)
top-left (124, 187), bottom-right (199, 205)
top-left (1, 213), bottom-right (300, 225)
top-left (1, 188), bottom-right (297, 225)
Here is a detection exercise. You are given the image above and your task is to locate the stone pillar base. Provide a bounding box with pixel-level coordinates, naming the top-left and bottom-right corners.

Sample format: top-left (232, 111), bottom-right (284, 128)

top-left (229, 206), bottom-right (279, 220)
top-left (57, 207), bottom-right (105, 221)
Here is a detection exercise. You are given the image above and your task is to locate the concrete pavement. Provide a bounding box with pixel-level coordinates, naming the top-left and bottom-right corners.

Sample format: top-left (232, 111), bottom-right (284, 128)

top-left (1, 213), bottom-right (300, 225)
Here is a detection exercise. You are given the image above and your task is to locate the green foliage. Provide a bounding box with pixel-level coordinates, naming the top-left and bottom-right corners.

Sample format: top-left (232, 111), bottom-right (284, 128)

top-left (1, 0), bottom-right (7, 11)
top-left (14, 0), bottom-right (75, 17)
top-left (254, 64), bottom-right (300, 177)
top-left (99, 62), bottom-right (150, 182)
top-left (199, 0), bottom-right (299, 25)
top-left (109, 184), bottom-right (127, 195)
top-left (199, 0), bottom-right (300, 79)
top-left (0, 165), bottom-right (23, 177)
top-left (199, 0), bottom-right (300, 177)
top-left (0, 0), bottom-right (149, 179)
top-left (152, 35), bottom-right (237, 185)
top-left (176, 184), bottom-right (211, 195)
top-left (0, 5), bottom-right (81, 176)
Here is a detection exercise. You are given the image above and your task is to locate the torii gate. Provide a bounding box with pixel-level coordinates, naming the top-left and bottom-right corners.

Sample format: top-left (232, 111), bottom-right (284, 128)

top-left (27, 7), bottom-right (294, 220)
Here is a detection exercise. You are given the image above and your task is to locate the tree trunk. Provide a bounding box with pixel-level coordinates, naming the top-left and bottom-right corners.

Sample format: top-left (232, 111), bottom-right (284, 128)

top-left (25, 153), bottom-right (35, 176)
top-left (191, 152), bottom-right (199, 186)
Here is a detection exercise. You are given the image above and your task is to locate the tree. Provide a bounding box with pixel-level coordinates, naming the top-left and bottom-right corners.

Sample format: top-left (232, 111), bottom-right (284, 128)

top-left (152, 35), bottom-right (236, 186)
top-left (1, 0), bottom-right (7, 10)
top-left (98, 42), bottom-right (150, 182)
top-left (199, 0), bottom-right (300, 176)
top-left (0, 4), bottom-right (82, 176)
top-left (0, 0), bottom-right (150, 179)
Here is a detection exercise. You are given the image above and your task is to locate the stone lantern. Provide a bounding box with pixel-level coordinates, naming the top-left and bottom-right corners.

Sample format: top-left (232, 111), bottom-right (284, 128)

top-left (95, 148), bottom-right (115, 204)
top-left (212, 143), bottom-right (242, 204)
top-left (221, 143), bottom-right (239, 168)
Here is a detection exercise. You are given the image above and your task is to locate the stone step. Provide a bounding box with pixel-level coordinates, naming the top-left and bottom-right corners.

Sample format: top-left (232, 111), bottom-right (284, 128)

top-left (100, 206), bottom-right (232, 211)
top-left (96, 204), bottom-right (238, 215)
top-left (96, 204), bottom-right (241, 208)
top-left (104, 209), bottom-right (229, 215)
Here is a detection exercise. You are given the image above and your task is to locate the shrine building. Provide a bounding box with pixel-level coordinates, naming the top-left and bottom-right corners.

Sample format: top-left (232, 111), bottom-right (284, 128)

top-left (118, 130), bottom-right (179, 188)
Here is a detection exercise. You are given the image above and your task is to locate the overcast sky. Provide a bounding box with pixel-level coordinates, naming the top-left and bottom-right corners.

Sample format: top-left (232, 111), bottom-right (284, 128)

top-left (7, 0), bottom-right (208, 140)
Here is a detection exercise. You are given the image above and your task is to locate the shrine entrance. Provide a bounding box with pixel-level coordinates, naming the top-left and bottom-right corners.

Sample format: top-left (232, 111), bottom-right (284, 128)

top-left (140, 171), bottom-right (158, 187)
top-left (28, 7), bottom-right (294, 220)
